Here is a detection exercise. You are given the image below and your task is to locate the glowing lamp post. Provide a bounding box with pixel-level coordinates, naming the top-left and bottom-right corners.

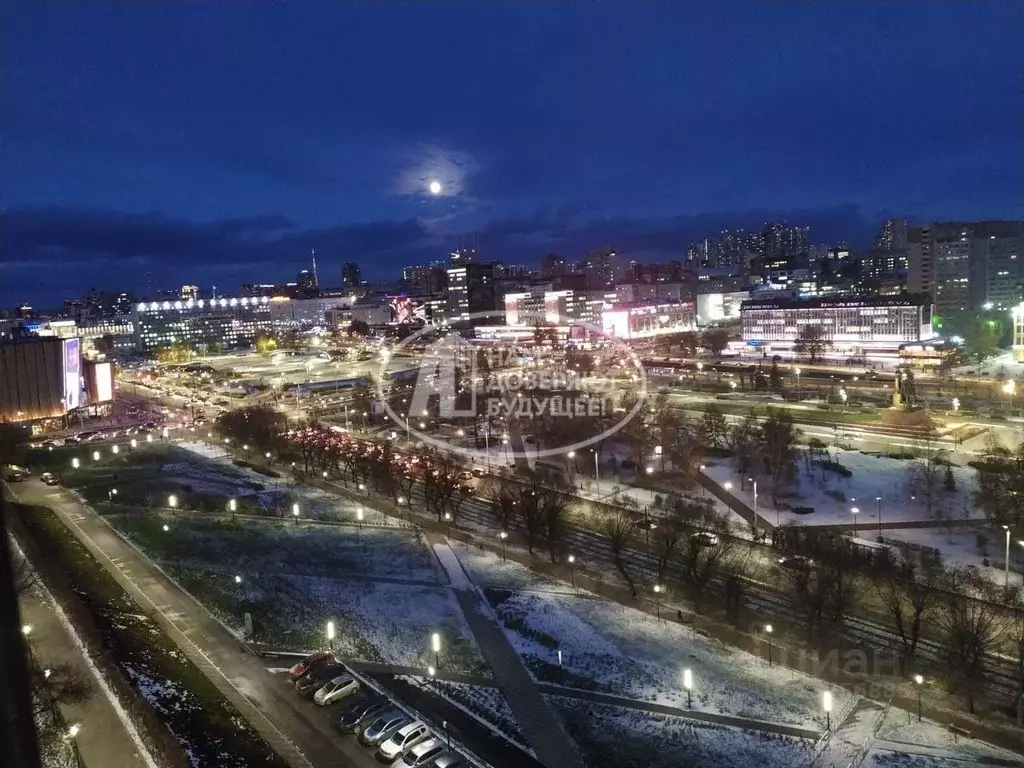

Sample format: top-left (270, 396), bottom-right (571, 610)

top-left (499, 531), bottom-right (508, 561)
top-left (111, 444), bottom-right (120, 455)
top-left (92, 450), bottom-right (101, 461)
top-left (168, 494), bottom-right (178, 509)
top-left (327, 621), bottom-right (336, 651)
top-left (682, 668), bottom-right (693, 708)
top-left (568, 554), bottom-right (576, 588)
top-left (71, 457), bottom-right (80, 469)
top-left (823, 691), bottom-right (833, 730)
top-left (765, 624), bottom-right (774, 666)
top-left (851, 506), bottom-right (860, 536)
top-left (431, 632), bottom-right (441, 668)
top-left (913, 674), bottom-right (924, 722)
top-left (292, 502), bottom-right (299, 521)
top-left (653, 584), bottom-right (663, 621)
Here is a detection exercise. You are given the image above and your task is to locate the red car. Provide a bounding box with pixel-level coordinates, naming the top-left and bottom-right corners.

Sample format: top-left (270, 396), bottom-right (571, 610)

top-left (289, 651), bottom-right (333, 681)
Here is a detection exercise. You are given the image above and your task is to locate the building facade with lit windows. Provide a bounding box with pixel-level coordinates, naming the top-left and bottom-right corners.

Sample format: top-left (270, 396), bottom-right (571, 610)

top-left (601, 301), bottom-right (697, 340)
top-left (133, 296), bottom-right (273, 352)
top-left (740, 294), bottom-right (933, 356)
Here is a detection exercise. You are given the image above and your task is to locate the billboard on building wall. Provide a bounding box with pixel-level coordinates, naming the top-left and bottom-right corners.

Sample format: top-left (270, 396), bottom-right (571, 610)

top-left (63, 338), bottom-right (81, 411)
top-left (85, 361), bottom-right (114, 403)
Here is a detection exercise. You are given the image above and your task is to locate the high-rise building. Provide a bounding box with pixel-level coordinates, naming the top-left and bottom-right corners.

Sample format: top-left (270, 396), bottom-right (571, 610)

top-left (582, 248), bottom-right (626, 288)
top-left (296, 270), bottom-right (317, 290)
top-left (133, 296), bottom-right (273, 351)
top-left (83, 289), bottom-right (134, 318)
top-left (907, 221), bottom-right (1024, 315)
top-left (761, 222), bottom-right (810, 260)
top-left (341, 262), bottom-right (361, 289)
top-left (541, 254), bottom-right (569, 277)
top-left (446, 262), bottom-right (495, 324)
top-left (875, 218), bottom-right (908, 252)
top-left (403, 265), bottom-right (447, 295)
top-left (450, 248), bottom-right (476, 266)
top-left (180, 285), bottom-right (199, 301)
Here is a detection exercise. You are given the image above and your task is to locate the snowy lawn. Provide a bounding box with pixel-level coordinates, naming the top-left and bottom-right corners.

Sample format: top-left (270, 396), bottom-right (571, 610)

top-left (108, 513), bottom-right (442, 583)
top-left (547, 696), bottom-right (814, 768)
top-left (448, 540), bottom-right (576, 593)
top-left (881, 525), bottom-right (1024, 589)
top-left (165, 565), bottom-right (488, 676)
top-left (704, 448), bottom-right (979, 527)
top-left (422, 679), bottom-right (525, 747)
top-left (490, 589), bottom-right (849, 729)
top-left (875, 707), bottom-right (1023, 764)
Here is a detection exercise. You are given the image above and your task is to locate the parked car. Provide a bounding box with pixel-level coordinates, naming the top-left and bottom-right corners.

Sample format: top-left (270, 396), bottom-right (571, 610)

top-left (40, 472), bottom-right (58, 486)
top-left (359, 712), bottom-right (412, 747)
top-left (692, 532), bottom-right (720, 547)
top-left (313, 674), bottom-right (359, 706)
top-left (64, 434), bottom-right (83, 444)
top-left (288, 651), bottom-right (333, 681)
top-left (295, 664), bottom-right (346, 697)
top-left (778, 555), bottom-right (813, 570)
top-left (6, 469), bottom-right (27, 482)
top-left (378, 720), bottom-right (431, 763)
top-left (336, 696), bottom-right (389, 734)
top-left (393, 739), bottom-right (446, 768)
top-left (430, 754), bottom-right (464, 768)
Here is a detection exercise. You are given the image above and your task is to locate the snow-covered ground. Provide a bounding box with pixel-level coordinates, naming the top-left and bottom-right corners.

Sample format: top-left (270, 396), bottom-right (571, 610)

top-left (547, 696), bottom-right (814, 768)
top-left (494, 589), bottom-right (848, 729)
top-left (704, 448), bottom-right (980, 527)
top-left (881, 525), bottom-right (1024, 589)
top-left (422, 679), bottom-right (526, 748)
top-left (454, 540), bottom-right (848, 729)
top-left (875, 706), bottom-right (1024, 764)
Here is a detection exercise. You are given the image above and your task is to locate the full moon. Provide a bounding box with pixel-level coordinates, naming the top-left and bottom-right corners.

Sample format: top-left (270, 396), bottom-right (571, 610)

top-left (428, 180), bottom-right (442, 195)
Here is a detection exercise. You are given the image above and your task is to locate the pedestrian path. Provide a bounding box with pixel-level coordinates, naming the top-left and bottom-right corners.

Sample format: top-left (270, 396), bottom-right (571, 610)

top-left (18, 579), bottom-right (158, 768)
top-left (427, 532), bottom-right (587, 768)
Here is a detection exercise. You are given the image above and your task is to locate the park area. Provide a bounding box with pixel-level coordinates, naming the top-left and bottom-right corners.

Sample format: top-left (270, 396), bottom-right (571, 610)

top-left (29, 442), bottom-right (489, 676)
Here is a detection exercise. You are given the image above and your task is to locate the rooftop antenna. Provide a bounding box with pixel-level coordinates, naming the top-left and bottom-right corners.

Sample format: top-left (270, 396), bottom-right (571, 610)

top-left (311, 248), bottom-right (319, 287)
top-left (212, 285), bottom-right (217, 299)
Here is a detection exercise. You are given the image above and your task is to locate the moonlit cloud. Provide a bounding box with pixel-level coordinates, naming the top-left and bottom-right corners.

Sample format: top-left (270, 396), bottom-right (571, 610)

top-left (393, 143), bottom-right (480, 200)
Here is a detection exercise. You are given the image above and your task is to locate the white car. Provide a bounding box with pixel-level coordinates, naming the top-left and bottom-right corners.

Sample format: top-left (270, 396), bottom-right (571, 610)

top-left (393, 738), bottom-right (447, 768)
top-left (378, 720), bottom-right (431, 763)
top-left (313, 674), bottom-right (359, 706)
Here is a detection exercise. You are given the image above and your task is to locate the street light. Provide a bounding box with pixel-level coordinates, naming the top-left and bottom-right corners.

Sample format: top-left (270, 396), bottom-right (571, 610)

top-left (162, 524), bottom-right (170, 532)
top-left (765, 624), bottom-right (774, 666)
top-left (499, 531), bottom-right (508, 561)
top-left (92, 450), bottom-right (101, 461)
top-left (21, 624), bottom-right (32, 636)
top-left (229, 498), bottom-right (237, 514)
top-left (130, 438), bottom-right (138, 450)
top-left (234, 575), bottom-right (242, 584)
top-left (794, 367), bottom-right (801, 399)
top-left (913, 674), bottom-right (924, 722)
top-left (112, 444), bottom-right (120, 455)
top-left (168, 494), bottom-right (178, 509)
top-left (723, 481), bottom-right (732, 491)
top-left (851, 506), bottom-right (859, 536)
top-left (823, 691), bottom-right (833, 730)
top-left (682, 668), bottom-right (693, 708)
top-left (876, 496), bottom-right (883, 536)
top-left (146, 433), bottom-right (154, 443)
top-left (292, 502), bottom-right (300, 519)
top-left (357, 506), bottom-right (364, 546)
top-left (327, 621), bottom-right (336, 651)
top-left (568, 554), bottom-right (576, 588)
top-left (108, 488), bottom-right (118, 502)
top-left (653, 584), bottom-right (662, 621)
top-left (71, 457), bottom-right (80, 469)
top-left (431, 632), bottom-right (441, 668)
top-left (1004, 525), bottom-right (1012, 590)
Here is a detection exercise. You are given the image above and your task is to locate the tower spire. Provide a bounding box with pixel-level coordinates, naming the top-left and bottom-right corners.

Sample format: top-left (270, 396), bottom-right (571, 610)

top-left (311, 248), bottom-right (319, 287)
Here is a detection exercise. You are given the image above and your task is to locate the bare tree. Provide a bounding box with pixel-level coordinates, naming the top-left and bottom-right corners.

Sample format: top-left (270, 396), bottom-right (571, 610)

top-left (937, 573), bottom-right (1002, 714)
top-left (758, 409), bottom-right (800, 507)
top-left (677, 511), bottom-right (733, 615)
top-left (604, 510), bottom-right (639, 596)
top-left (873, 550), bottom-right (944, 677)
top-left (906, 438), bottom-right (951, 520)
top-left (652, 517), bottom-right (685, 584)
top-left (698, 404), bottom-right (728, 451)
top-left (1006, 594), bottom-right (1024, 726)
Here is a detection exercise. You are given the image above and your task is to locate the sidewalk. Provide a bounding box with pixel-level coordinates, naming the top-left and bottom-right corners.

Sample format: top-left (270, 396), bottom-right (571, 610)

top-left (14, 480), bottom-right (379, 768)
top-left (426, 532), bottom-right (587, 768)
top-left (19, 580), bottom-right (157, 768)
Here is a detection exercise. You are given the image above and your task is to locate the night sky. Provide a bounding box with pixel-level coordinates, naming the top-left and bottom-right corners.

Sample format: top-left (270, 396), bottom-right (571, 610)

top-left (2, 2), bottom-right (1021, 308)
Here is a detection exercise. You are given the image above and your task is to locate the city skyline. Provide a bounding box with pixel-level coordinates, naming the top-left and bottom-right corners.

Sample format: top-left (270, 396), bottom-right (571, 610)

top-left (3, 2), bottom-right (1022, 307)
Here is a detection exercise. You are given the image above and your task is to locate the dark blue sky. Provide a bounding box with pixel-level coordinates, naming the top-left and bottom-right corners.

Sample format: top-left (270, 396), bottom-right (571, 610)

top-left (3, 2), bottom-right (1021, 307)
